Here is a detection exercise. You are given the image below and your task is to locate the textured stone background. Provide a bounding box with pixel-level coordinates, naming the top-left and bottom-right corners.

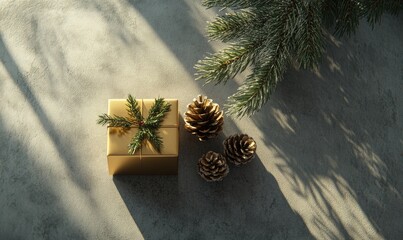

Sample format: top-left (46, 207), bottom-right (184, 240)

top-left (0, 0), bottom-right (402, 239)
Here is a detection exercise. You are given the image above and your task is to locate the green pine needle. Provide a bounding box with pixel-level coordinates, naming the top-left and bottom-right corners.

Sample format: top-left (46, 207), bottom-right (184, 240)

top-left (226, 59), bottom-right (285, 117)
top-left (126, 94), bottom-right (143, 122)
top-left (129, 130), bottom-right (146, 154)
top-left (295, 2), bottom-right (325, 69)
top-left (334, 0), bottom-right (361, 37)
top-left (207, 10), bottom-right (257, 42)
top-left (97, 114), bottom-right (132, 129)
top-left (144, 98), bottom-right (171, 151)
top-left (202, 0), bottom-right (269, 9)
top-left (145, 98), bottom-right (171, 129)
top-left (195, 41), bottom-right (260, 85)
top-left (146, 130), bottom-right (164, 153)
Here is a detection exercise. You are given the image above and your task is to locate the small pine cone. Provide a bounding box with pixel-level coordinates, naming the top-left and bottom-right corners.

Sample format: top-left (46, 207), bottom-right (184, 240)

top-left (224, 134), bottom-right (257, 166)
top-left (184, 95), bottom-right (224, 141)
top-left (198, 151), bottom-right (229, 182)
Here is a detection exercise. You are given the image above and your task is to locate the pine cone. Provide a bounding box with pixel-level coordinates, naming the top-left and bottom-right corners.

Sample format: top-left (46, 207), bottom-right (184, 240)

top-left (224, 134), bottom-right (257, 166)
top-left (184, 95), bottom-right (224, 141)
top-left (198, 151), bottom-right (229, 182)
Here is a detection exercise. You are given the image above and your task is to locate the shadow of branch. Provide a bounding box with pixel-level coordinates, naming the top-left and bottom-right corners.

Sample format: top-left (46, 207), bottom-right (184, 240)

top-left (251, 17), bottom-right (403, 239)
top-left (0, 34), bottom-right (90, 190)
top-left (113, 114), bottom-right (313, 239)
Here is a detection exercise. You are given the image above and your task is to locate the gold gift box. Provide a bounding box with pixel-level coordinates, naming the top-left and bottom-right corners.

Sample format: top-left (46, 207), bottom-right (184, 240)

top-left (106, 99), bottom-right (179, 175)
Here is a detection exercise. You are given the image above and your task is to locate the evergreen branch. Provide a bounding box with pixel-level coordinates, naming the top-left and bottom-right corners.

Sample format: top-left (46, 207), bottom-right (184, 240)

top-left (207, 10), bottom-right (257, 42)
top-left (128, 130), bottom-right (146, 154)
top-left (202, 0), bottom-right (271, 9)
top-left (265, 0), bottom-right (300, 48)
top-left (334, 0), bottom-right (361, 37)
top-left (361, 0), bottom-right (386, 28)
top-left (97, 114), bottom-right (132, 129)
top-left (195, 41), bottom-right (261, 85)
top-left (384, 0), bottom-right (403, 15)
top-left (226, 59), bottom-right (286, 117)
top-left (295, 2), bottom-right (325, 69)
top-left (145, 98), bottom-right (171, 129)
top-left (224, 0), bottom-right (299, 117)
top-left (196, 0), bottom-right (298, 87)
top-left (257, 0), bottom-right (300, 72)
top-left (126, 94), bottom-right (143, 122)
top-left (146, 129), bottom-right (163, 153)
top-left (321, 0), bottom-right (338, 28)
top-left (361, 0), bottom-right (403, 28)
top-left (130, 97), bottom-right (171, 154)
top-left (196, 0), bottom-right (401, 117)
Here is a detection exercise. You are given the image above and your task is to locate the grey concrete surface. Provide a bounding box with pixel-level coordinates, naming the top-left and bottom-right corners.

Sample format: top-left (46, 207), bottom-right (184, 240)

top-left (0, 0), bottom-right (402, 239)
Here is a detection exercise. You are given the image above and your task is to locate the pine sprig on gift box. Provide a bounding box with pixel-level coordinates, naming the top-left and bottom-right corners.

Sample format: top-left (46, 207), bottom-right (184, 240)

top-left (97, 114), bottom-right (132, 129)
top-left (145, 98), bottom-right (171, 129)
top-left (128, 130), bottom-right (145, 154)
top-left (126, 94), bottom-right (143, 122)
top-left (97, 95), bottom-right (171, 154)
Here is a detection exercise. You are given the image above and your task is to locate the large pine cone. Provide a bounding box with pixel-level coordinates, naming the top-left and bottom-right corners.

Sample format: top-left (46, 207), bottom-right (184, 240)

top-left (184, 95), bottom-right (224, 141)
top-left (224, 134), bottom-right (257, 166)
top-left (198, 151), bottom-right (229, 182)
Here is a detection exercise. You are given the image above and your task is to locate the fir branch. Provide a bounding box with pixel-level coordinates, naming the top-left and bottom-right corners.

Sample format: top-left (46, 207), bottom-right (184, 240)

top-left (146, 129), bottom-right (164, 153)
top-left (128, 130), bottom-right (146, 154)
top-left (295, 2), bottom-right (325, 69)
top-left (207, 10), bottom-right (257, 42)
top-left (129, 97), bottom-right (171, 153)
top-left (202, 0), bottom-right (271, 9)
top-left (143, 98), bottom-right (171, 152)
top-left (264, 0), bottom-right (300, 48)
top-left (196, 0), bottom-right (401, 117)
top-left (321, 0), bottom-right (338, 28)
top-left (226, 58), bottom-right (286, 117)
top-left (195, 41), bottom-right (261, 85)
top-left (384, 0), bottom-right (403, 15)
top-left (334, 0), bottom-right (361, 37)
top-left (361, 0), bottom-right (403, 27)
top-left (97, 114), bottom-right (132, 129)
top-left (145, 98), bottom-right (171, 130)
top-left (126, 94), bottom-right (143, 122)
top-left (224, 0), bottom-right (299, 117)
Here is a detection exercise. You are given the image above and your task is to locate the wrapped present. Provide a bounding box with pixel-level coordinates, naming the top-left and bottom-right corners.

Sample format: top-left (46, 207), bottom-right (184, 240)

top-left (106, 98), bottom-right (178, 175)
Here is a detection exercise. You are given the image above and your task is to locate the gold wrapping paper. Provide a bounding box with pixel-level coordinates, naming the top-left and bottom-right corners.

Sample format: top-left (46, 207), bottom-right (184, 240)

top-left (107, 99), bottom-right (179, 175)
